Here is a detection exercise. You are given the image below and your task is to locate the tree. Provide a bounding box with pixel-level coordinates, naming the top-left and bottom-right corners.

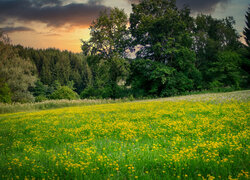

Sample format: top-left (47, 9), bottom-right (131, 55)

top-left (0, 78), bottom-right (11, 103)
top-left (50, 86), bottom-right (79, 100)
top-left (0, 33), bottom-right (37, 102)
top-left (130, 0), bottom-right (193, 62)
top-left (32, 80), bottom-right (48, 97)
top-left (82, 8), bottom-right (130, 59)
top-left (243, 6), bottom-right (250, 47)
top-left (81, 8), bottom-right (130, 98)
top-left (193, 15), bottom-right (241, 88)
top-left (128, 0), bottom-right (201, 96)
top-left (208, 51), bottom-right (241, 89)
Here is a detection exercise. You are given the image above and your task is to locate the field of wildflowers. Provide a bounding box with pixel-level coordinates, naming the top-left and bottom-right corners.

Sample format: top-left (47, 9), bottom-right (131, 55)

top-left (0, 91), bottom-right (249, 179)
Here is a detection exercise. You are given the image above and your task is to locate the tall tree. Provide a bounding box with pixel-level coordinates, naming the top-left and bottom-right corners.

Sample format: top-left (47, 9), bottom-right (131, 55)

top-left (0, 32), bottom-right (37, 102)
top-left (193, 14), bottom-right (241, 88)
top-left (81, 8), bottom-right (130, 98)
top-left (130, 0), bottom-right (193, 62)
top-left (129, 0), bottom-right (201, 96)
top-left (82, 8), bottom-right (130, 59)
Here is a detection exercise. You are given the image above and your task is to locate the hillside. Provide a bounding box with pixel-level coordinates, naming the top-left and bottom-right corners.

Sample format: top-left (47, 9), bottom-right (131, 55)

top-left (0, 91), bottom-right (249, 179)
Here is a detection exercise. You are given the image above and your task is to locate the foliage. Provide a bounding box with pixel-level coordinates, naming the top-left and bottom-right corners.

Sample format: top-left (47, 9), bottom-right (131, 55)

top-left (129, 49), bottom-right (201, 97)
top-left (0, 79), bottom-right (11, 103)
top-left (16, 47), bottom-right (92, 94)
top-left (81, 8), bottom-right (131, 98)
top-left (193, 14), bottom-right (241, 87)
top-left (128, 0), bottom-right (204, 97)
top-left (32, 80), bottom-right (48, 97)
top-left (35, 95), bottom-right (48, 102)
top-left (0, 36), bottom-right (37, 102)
top-left (50, 86), bottom-right (79, 100)
top-left (0, 92), bottom-right (249, 179)
top-left (208, 51), bottom-right (241, 89)
top-left (130, 0), bottom-right (193, 62)
top-left (82, 8), bottom-right (130, 59)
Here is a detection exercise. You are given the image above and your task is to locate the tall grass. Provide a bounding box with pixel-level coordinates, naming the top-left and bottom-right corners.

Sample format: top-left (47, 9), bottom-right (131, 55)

top-left (0, 90), bottom-right (249, 114)
top-left (0, 98), bottom-right (130, 114)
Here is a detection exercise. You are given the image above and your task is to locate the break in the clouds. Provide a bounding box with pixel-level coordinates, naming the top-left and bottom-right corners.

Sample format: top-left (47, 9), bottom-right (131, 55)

top-left (0, 26), bottom-right (34, 33)
top-left (0, 0), bottom-right (109, 28)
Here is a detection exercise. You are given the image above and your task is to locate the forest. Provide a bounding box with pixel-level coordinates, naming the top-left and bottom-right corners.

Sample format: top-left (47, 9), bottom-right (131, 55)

top-left (0, 0), bottom-right (249, 103)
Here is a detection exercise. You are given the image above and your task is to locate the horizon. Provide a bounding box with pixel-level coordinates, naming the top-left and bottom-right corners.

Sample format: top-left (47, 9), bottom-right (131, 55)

top-left (0, 0), bottom-right (249, 53)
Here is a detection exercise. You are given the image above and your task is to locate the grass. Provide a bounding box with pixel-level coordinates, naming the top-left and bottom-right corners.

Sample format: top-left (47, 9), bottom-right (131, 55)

top-left (0, 90), bottom-right (249, 114)
top-left (0, 91), bottom-right (249, 179)
top-left (0, 98), bottom-right (130, 114)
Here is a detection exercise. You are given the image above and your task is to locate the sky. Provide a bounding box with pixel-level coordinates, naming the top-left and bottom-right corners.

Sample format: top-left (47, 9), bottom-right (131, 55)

top-left (0, 0), bottom-right (249, 52)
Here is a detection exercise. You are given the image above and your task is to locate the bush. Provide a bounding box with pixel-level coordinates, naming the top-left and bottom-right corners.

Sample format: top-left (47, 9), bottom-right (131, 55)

top-left (80, 86), bottom-right (98, 99)
top-left (0, 81), bottom-right (11, 103)
top-left (80, 85), bottom-right (131, 99)
top-left (50, 86), bottom-right (79, 100)
top-left (35, 95), bottom-right (48, 102)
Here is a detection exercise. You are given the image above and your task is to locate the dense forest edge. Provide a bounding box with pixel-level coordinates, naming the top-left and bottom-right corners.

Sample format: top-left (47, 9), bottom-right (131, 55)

top-left (0, 0), bottom-right (249, 104)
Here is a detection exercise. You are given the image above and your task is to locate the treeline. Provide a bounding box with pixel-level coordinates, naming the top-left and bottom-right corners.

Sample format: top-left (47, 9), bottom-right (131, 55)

top-left (0, 42), bottom-right (92, 102)
top-left (0, 0), bottom-right (249, 103)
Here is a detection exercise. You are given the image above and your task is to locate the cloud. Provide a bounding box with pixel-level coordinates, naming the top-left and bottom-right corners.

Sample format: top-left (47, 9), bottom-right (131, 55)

top-left (44, 33), bottom-right (61, 37)
top-left (0, 26), bottom-right (34, 33)
top-left (126, 0), bottom-right (139, 4)
top-left (176, 0), bottom-right (230, 13)
top-left (0, 0), bottom-right (110, 28)
top-left (126, 0), bottom-right (230, 13)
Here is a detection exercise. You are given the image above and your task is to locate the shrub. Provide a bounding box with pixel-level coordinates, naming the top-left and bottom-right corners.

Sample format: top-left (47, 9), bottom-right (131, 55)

top-left (50, 86), bottom-right (79, 100)
top-left (0, 81), bottom-right (11, 103)
top-left (35, 95), bottom-right (48, 102)
top-left (80, 86), bottom-right (98, 99)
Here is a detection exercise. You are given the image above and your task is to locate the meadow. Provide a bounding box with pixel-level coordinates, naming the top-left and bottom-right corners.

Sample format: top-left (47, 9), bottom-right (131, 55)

top-left (0, 91), bottom-right (249, 179)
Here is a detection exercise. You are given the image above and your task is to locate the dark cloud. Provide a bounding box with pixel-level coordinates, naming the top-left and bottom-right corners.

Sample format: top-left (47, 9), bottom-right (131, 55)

top-left (176, 0), bottom-right (230, 12)
top-left (0, 26), bottom-right (34, 33)
top-left (0, 0), bottom-right (110, 28)
top-left (30, 0), bottom-right (63, 7)
top-left (126, 0), bottom-right (230, 13)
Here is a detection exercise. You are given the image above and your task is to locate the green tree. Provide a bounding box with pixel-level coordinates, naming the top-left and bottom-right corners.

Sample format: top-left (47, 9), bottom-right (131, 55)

top-left (130, 0), bottom-right (193, 62)
top-left (55, 51), bottom-right (71, 85)
top-left (32, 80), bottom-right (47, 96)
top-left (193, 14), bottom-right (242, 88)
top-left (50, 86), bottom-right (79, 100)
top-left (82, 8), bottom-right (130, 59)
top-left (69, 53), bottom-right (93, 93)
top-left (0, 33), bottom-right (37, 102)
top-left (0, 78), bottom-right (11, 103)
top-left (129, 0), bottom-right (201, 96)
top-left (208, 51), bottom-right (241, 89)
top-left (81, 8), bottom-right (130, 98)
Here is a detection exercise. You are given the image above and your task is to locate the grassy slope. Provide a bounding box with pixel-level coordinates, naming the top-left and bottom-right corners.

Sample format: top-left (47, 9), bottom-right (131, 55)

top-left (0, 91), bottom-right (249, 179)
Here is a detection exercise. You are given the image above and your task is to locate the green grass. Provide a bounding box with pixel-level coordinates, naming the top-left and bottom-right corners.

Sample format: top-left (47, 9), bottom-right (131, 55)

top-left (0, 91), bottom-right (249, 179)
